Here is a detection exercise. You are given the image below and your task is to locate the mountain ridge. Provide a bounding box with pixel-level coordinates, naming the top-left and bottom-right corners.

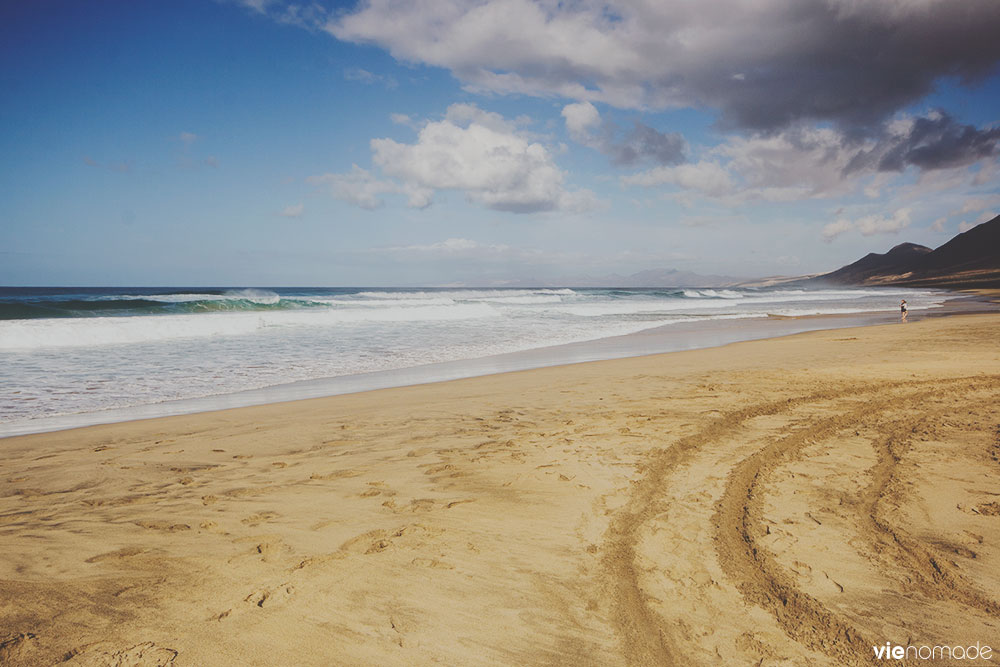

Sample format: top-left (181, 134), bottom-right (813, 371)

top-left (806, 214), bottom-right (1000, 289)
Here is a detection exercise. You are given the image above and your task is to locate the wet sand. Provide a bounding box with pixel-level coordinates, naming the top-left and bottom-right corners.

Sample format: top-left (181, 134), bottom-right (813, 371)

top-left (1, 312), bottom-right (999, 665)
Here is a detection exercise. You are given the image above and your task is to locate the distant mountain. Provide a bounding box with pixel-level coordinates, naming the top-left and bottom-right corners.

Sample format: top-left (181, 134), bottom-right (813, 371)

top-left (596, 268), bottom-right (739, 288)
top-left (477, 268), bottom-right (740, 288)
top-left (808, 214), bottom-right (1000, 288)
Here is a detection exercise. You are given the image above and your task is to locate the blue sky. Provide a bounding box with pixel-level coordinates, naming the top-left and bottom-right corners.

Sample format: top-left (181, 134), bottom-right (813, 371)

top-left (2, 0), bottom-right (999, 286)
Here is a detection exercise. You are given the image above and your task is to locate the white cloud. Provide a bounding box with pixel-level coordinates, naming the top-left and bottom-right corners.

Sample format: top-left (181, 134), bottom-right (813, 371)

top-left (561, 102), bottom-right (601, 141)
top-left (344, 67), bottom-right (397, 89)
top-left (231, 0), bottom-right (332, 28)
top-left (623, 126), bottom-right (857, 202)
top-left (956, 196), bottom-right (1000, 216)
top-left (373, 238), bottom-right (694, 270)
top-left (622, 161), bottom-right (734, 198)
top-left (233, 0), bottom-right (273, 14)
top-left (855, 208), bottom-right (912, 236)
top-left (821, 218), bottom-right (855, 243)
top-left (279, 203), bottom-right (304, 218)
top-left (382, 238), bottom-right (517, 257)
top-left (959, 209), bottom-right (996, 232)
top-left (178, 131), bottom-right (198, 146)
top-left (316, 104), bottom-right (597, 214)
top-left (308, 165), bottom-right (408, 210)
top-left (822, 208), bottom-right (912, 242)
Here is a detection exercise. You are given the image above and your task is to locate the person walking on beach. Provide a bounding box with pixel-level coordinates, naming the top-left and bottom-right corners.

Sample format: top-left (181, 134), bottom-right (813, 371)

top-left (900, 299), bottom-right (908, 321)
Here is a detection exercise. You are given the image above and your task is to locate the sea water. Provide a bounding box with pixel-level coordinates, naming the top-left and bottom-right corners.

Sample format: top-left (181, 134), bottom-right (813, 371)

top-left (0, 286), bottom-right (947, 434)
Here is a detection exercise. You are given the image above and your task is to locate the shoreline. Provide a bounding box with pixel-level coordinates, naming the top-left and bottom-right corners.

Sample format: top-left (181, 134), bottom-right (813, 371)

top-left (1, 311), bottom-right (998, 665)
top-left (0, 298), bottom-right (987, 438)
top-left (4, 289), bottom-right (993, 439)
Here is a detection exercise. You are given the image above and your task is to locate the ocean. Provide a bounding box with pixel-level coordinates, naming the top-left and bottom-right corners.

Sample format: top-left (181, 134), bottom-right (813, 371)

top-left (0, 285), bottom-right (947, 435)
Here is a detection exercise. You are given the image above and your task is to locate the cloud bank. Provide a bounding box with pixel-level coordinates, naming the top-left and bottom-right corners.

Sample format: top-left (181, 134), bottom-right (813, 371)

top-left (312, 104), bottom-right (597, 213)
top-left (562, 102), bottom-right (686, 166)
top-left (622, 111), bottom-right (1000, 206)
top-left (235, 0), bottom-right (1000, 245)
top-left (328, 0), bottom-right (1000, 132)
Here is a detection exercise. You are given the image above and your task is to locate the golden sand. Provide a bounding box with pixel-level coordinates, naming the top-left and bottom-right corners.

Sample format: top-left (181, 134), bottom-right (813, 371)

top-left (2, 313), bottom-right (999, 665)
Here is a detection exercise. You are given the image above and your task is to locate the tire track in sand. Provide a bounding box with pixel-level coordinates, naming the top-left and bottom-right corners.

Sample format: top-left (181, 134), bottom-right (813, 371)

top-left (713, 376), bottom-right (1000, 666)
top-left (856, 384), bottom-right (1000, 616)
top-left (604, 375), bottom-right (999, 666)
top-left (601, 382), bottom-right (892, 666)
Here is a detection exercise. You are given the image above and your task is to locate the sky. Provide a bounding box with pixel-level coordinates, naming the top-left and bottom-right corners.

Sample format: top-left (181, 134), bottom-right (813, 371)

top-left (2, 0), bottom-right (999, 286)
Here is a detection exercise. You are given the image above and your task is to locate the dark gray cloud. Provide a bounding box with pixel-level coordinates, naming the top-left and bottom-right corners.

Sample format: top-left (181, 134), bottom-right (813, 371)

top-left (879, 113), bottom-right (1000, 171)
top-left (327, 0), bottom-right (1000, 134)
top-left (608, 121), bottom-right (687, 166)
top-left (844, 111), bottom-right (1000, 174)
top-left (563, 103), bottom-right (687, 166)
top-left (695, 2), bottom-right (1000, 133)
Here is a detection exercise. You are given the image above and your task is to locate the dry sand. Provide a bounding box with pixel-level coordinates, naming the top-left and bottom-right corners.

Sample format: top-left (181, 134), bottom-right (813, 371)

top-left (1, 313), bottom-right (999, 666)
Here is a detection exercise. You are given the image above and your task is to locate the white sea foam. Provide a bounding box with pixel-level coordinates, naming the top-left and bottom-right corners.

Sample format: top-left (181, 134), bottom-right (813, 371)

top-left (469, 295), bottom-right (566, 305)
top-left (355, 288), bottom-right (576, 300)
top-left (0, 313), bottom-right (263, 349)
top-left (0, 302), bottom-right (500, 350)
top-left (683, 288), bottom-right (743, 299)
top-left (302, 296), bottom-right (458, 307)
top-left (554, 299), bottom-right (749, 316)
top-left (0, 286), bottom-right (954, 428)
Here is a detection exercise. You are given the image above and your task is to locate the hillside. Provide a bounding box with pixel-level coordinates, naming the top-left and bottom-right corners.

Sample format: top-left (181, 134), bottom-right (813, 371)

top-left (817, 242), bottom-right (932, 285)
top-left (810, 214), bottom-right (1000, 288)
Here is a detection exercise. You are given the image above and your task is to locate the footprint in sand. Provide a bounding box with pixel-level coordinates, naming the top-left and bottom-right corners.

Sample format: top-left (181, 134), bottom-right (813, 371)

top-left (229, 537), bottom-right (290, 563)
top-left (421, 463), bottom-right (468, 479)
top-left (381, 498), bottom-right (437, 514)
top-left (309, 469), bottom-right (360, 481)
top-left (222, 487), bottom-right (269, 499)
top-left (85, 547), bottom-right (147, 563)
top-left (241, 511), bottom-right (279, 526)
top-left (64, 641), bottom-right (177, 666)
top-left (406, 447), bottom-right (436, 458)
top-left (0, 633), bottom-right (39, 664)
top-left (244, 584), bottom-right (295, 608)
top-left (974, 501), bottom-right (1000, 515)
top-left (411, 557), bottom-right (454, 569)
top-left (133, 520), bottom-right (191, 532)
top-left (340, 527), bottom-right (406, 555)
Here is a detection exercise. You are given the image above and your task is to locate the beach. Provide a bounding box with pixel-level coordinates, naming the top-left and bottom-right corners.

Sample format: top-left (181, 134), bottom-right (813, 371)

top-left (2, 311), bottom-right (999, 665)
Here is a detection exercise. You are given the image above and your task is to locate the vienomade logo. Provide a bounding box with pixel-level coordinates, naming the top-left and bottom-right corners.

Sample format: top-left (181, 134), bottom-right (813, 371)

top-left (873, 642), bottom-right (993, 661)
